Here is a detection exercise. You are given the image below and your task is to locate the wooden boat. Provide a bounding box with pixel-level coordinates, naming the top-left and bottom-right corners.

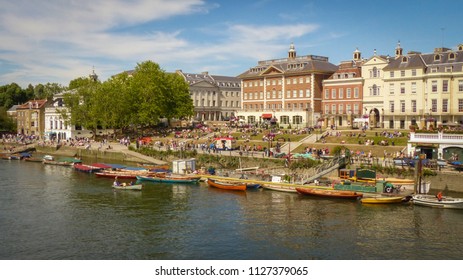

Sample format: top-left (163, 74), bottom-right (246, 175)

top-left (43, 156), bottom-right (81, 166)
top-left (262, 184), bottom-right (297, 193)
top-left (206, 178), bottom-right (246, 191)
top-left (246, 183), bottom-right (261, 189)
top-left (361, 195), bottom-right (405, 204)
top-left (296, 187), bottom-right (363, 199)
top-left (136, 175), bottom-right (200, 184)
top-left (112, 183), bottom-right (143, 191)
top-left (74, 163), bottom-right (105, 173)
top-left (412, 194), bottom-right (463, 209)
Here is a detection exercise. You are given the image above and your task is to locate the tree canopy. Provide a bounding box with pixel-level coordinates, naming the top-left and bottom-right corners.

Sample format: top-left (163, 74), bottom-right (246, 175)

top-left (62, 60), bottom-right (194, 133)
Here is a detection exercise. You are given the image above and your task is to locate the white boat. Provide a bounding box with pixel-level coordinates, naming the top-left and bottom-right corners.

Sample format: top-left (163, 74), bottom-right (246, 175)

top-left (112, 183), bottom-right (143, 191)
top-left (262, 184), bottom-right (297, 193)
top-left (412, 194), bottom-right (463, 209)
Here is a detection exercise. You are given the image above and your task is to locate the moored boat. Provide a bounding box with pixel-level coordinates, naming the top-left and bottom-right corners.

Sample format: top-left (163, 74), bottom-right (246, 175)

top-left (361, 195), bottom-right (406, 204)
top-left (112, 183), bottom-right (143, 191)
top-left (412, 194), bottom-right (463, 209)
top-left (262, 184), bottom-right (297, 193)
top-left (246, 183), bottom-right (261, 189)
top-left (136, 174), bottom-right (200, 184)
top-left (296, 187), bottom-right (363, 199)
top-left (206, 178), bottom-right (246, 191)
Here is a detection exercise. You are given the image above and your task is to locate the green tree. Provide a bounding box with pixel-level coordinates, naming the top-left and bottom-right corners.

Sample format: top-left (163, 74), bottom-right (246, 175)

top-left (130, 61), bottom-right (194, 128)
top-left (62, 77), bottom-right (101, 135)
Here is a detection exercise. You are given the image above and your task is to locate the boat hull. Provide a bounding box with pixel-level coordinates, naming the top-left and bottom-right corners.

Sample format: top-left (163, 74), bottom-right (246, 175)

top-left (296, 187), bottom-right (363, 199)
top-left (361, 196), bottom-right (405, 204)
top-left (136, 175), bottom-right (200, 184)
top-left (207, 179), bottom-right (246, 191)
top-left (112, 184), bottom-right (143, 190)
top-left (262, 184), bottom-right (297, 193)
top-left (412, 194), bottom-right (463, 209)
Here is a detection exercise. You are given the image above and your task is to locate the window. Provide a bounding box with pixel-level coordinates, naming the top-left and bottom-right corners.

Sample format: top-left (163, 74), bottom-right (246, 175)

top-left (400, 120), bottom-right (405, 129)
top-left (354, 104), bottom-right (359, 114)
top-left (339, 104), bottom-right (343, 114)
top-left (331, 89), bottom-right (336, 99)
top-left (389, 83), bottom-right (395, 95)
top-left (400, 100), bottom-right (405, 113)
top-left (400, 83), bottom-right (405, 94)
top-left (389, 101), bottom-right (394, 113)
top-left (292, 90), bottom-right (297, 98)
top-left (411, 100), bottom-right (417, 113)
top-left (443, 80), bottom-right (449, 92)
top-left (347, 88), bottom-right (351, 98)
top-left (400, 70), bottom-right (405, 77)
top-left (412, 69), bottom-right (417, 76)
top-left (390, 71), bottom-right (394, 78)
top-left (459, 99), bottom-right (463, 112)
top-left (306, 89), bottom-right (311, 97)
top-left (346, 104), bottom-right (351, 114)
top-left (299, 90), bottom-right (304, 98)
top-left (299, 78), bottom-right (303, 84)
top-left (324, 105), bottom-right (329, 114)
top-left (354, 88), bottom-right (359, 98)
top-left (278, 91), bottom-right (282, 98)
top-left (411, 82), bottom-right (417, 94)
top-left (443, 99), bottom-right (448, 113)
top-left (431, 99), bottom-right (437, 113)
top-left (434, 54), bottom-right (440, 61)
top-left (459, 80), bottom-right (463, 92)
top-left (331, 104), bottom-right (336, 114)
top-left (372, 67), bottom-right (378, 78)
top-left (371, 85), bottom-right (379, 96)
top-left (449, 53), bottom-right (456, 60)
top-left (339, 88), bottom-right (343, 99)
top-left (272, 90), bottom-right (276, 98)
top-left (432, 81), bottom-right (437, 92)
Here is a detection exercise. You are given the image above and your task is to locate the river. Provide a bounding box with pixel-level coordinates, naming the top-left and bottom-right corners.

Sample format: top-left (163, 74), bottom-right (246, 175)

top-left (0, 160), bottom-right (462, 260)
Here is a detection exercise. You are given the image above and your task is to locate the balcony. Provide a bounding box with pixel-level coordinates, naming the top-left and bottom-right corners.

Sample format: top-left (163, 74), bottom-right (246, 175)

top-left (409, 132), bottom-right (463, 144)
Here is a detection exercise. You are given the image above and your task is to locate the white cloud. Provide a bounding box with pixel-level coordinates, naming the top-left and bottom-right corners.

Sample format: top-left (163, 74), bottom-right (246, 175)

top-left (0, 0), bottom-right (320, 87)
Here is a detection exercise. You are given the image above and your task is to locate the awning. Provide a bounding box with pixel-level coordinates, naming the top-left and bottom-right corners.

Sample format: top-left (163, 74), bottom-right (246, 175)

top-left (262, 114), bottom-right (273, 118)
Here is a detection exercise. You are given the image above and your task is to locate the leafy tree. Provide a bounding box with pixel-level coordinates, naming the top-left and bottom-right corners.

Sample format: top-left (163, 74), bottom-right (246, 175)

top-left (62, 77), bottom-right (101, 135)
top-left (0, 107), bottom-right (16, 132)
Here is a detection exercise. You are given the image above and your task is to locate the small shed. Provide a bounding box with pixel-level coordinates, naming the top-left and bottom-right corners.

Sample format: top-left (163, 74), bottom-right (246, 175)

top-left (172, 158), bottom-right (196, 174)
top-left (215, 137), bottom-right (236, 150)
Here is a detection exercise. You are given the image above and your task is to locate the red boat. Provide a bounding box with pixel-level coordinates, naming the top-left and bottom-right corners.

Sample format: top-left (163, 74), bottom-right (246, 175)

top-left (207, 178), bottom-right (246, 191)
top-left (296, 187), bottom-right (363, 199)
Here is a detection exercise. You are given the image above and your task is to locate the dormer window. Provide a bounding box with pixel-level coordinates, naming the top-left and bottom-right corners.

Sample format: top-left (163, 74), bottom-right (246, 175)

top-left (434, 54), bottom-right (441, 61)
top-left (402, 57), bottom-right (408, 63)
top-left (449, 53), bottom-right (456, 60)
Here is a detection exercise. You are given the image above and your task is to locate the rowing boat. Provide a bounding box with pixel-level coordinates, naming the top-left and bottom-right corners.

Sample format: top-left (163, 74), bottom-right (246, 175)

top-left (206, 178), bottom-right (246, 191)
top-left (361, 195), bottom-right (405, 204)
top-left (296, 187), bottom-right (363, 199)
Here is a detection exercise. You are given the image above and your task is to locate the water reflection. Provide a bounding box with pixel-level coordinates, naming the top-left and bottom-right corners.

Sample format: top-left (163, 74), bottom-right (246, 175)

top-left (1, 160), bottom-right (462, 260)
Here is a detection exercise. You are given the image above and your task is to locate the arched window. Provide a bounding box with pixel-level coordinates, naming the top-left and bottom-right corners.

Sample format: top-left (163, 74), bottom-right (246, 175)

top-left (434, 54), bottom-right (440, 61)
top-left (449, 53), bottom-right (456, 60)
top-left (373, 67), bottom-right (378, 78)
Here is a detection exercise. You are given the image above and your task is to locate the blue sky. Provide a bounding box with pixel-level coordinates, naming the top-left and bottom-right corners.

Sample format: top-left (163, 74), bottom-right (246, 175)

top-left (1, 0), bottom-right (462, 87)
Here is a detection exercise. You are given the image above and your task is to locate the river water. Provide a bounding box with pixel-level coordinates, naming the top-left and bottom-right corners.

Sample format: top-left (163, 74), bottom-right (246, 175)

top-left (1, 160), bottom-right (462, 260)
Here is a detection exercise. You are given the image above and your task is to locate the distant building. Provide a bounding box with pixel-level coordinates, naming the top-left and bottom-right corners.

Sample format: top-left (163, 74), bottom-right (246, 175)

top-left (16, 99), bottom-right (49, 138)
top-left (236, 43), bottom-right (337, 128)
top-left (322, 48), bottom-right (364, 128)
top-left (7, 105), bottom-right (19, 122)
top-left (176, 70), bottom-right (241, 122)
